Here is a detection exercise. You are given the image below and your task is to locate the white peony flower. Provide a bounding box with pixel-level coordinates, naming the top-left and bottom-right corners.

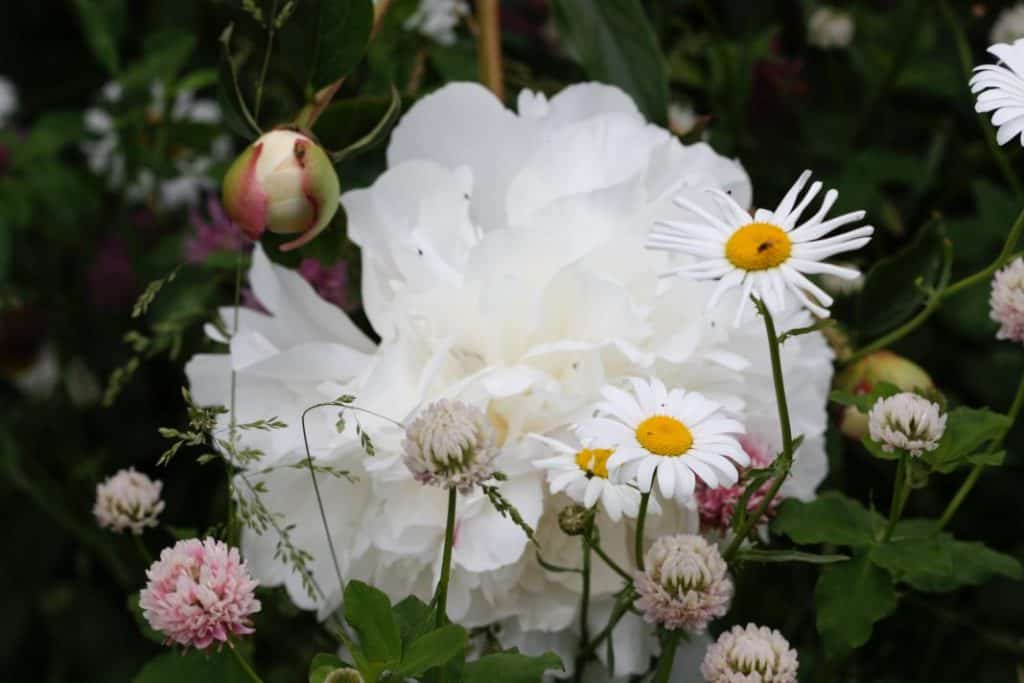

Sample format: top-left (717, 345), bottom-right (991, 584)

top-left (991, 4), bottom-right (1024, 45)
top-left (701, 623), bottom-right (798, 683)
top-left (405, 0), bottom-right (468, 45)
top-left (403, 399), bottom-right (497, 491)
top-left (186, 82), bottom-right (835, 678)
top-left (579, 377), bottom-right (747, 502)
top-left (807, 7), bottom-right (855, 49)
top-left (971, 39), bottom-right (1024, 147)
top-left (648, 170), bottom-right (873, 322)
top-left (990, 256), bottom-right (1024, 343)
top-left (94, 468), bottom-right (165, 534)
top-left (867, 392), bottom-right (947, 457)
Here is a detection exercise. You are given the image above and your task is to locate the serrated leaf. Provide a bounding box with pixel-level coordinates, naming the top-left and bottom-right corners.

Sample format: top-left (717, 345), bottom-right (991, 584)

top-left (773, 492), bottom-right (883, 548)
top-left (815, 552), bottom-right (898, 658)
top-left (392, 595), bottom-right (433, 647)
top-left (394, 624), bottom-right (468, 677)
top-left (870, 530), bottom-right (1022, 592)
top-left (344, 580), bottom-right (402, 665)
top-left (462, 651), bottom-right (564, 683)
top-left (551, 0), bottom-right (668, 124)
top-left (923, 407), bottom-right (1009, 473)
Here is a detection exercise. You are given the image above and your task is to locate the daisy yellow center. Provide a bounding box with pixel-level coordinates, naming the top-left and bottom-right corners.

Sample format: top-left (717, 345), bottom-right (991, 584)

top-left (575, 448), bottom-right (614, 478)
top-left (725, 222), bottom-right (792, 271)
top-left (635, 416), bottom-right (693, 457)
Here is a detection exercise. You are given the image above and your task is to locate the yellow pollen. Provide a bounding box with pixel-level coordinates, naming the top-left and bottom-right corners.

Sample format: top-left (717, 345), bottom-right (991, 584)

top-left (635, 416), bottom-right (693, 457)
top-left (575, 448), bottom-right (614, 478)
top-left (725, 222), bottom-right (792, 271)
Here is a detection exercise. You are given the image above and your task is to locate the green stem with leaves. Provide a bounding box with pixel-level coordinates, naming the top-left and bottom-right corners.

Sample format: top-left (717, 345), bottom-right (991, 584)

top-left (436, 487), bottom-right (457, 630)
top-left (723, 300), bottom-right (795, 562)
top-left (882, 453), bottom-right (912, 542)
top-left (938, 368), bottom-right (1024, 529)
top-left (652, 629), bottom-right (682, 683)
top-left (229, 642), bottom-right (265, 683)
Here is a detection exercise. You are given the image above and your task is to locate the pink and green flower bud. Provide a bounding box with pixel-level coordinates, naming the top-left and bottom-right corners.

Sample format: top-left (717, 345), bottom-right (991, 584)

top-left (222, 129), bottom-right (340, 251)
top-left (835, 351), bottom-right (934, 441)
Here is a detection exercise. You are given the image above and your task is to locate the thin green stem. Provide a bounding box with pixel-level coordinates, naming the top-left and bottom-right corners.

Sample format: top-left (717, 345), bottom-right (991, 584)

top-left (573, 521), bottom-right (593, 683)
top-left (724, 300), bottom-right (795, 562)
top-left (634, 490), bottom-right (651, 570)
top-left (579, 594), bottom-right (633, 657)
top-left (229, 642), bottom-right (265, 683)
top-left (652, 629), bottom-right (682, 683)
top-left (939, 0), bottom-right (1024, 199)
top-left (938, 367), bottom-right (1024, 529)
top-left (436, 488), bottom-right (458, 629)
top-left (942, 209), bottom-right (1024, 300)
top-left (587, 540), bottom-right (632, 582)
top-left (254, 0), bottom-right (280, 122)
top-left (225, 250), bottom-right (243, 544)
top-left (300, 404), bottom-right (348, 598)
top-left (882, 453), bottom-right (911, 542)
top-left (132, 534), bottom-right (153, 565)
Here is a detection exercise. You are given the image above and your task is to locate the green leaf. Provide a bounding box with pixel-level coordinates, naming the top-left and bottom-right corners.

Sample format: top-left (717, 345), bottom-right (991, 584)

top-left (133, 649), bottom-right (249, 682)
top-left (773, 492), bottom-right (883, 548)
top-left (856, 220), bottom-right (945, 338)
top-left (392, 595), bottom-right (433, 648)
top-left (870, 529), bottom-right (1022, 592)
top-left (735, 548), bottom-right (850, 565)
top-left (218, 24), bottom-right (262, 139)
top-left (310, 0), bottom-right (374, 88)
top-left (127, 592), bottom-right (163, 644)
top-left (329, 85), bottom-right (402, 163)
top-left (829, 380), bottom-right (902, 413)
top-left (394, 624), bottom-right (468, 677)
top-left (344, 580), bottom-right (402, 665)
top-left (309, 653), bottom-right (346, 683)
top-left (462, 651), bottom-right (564, 683)
top-left (72, 0), bottom-right (123, 74)
top-left (815, 552), bottom-right (898, 658)
top-left (551, 0), bottom-right (668, 124)
top-left (923, 407), bottom-right (1009, 474)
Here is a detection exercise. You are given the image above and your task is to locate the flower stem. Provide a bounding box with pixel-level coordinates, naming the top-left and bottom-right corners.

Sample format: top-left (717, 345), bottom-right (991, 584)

top-left (937, 367), bottom-right (1024, 529)
top-left (587, 539), bottom-right (632, 582)
top-left (573, 520), bottom-right (593, 683)
top-left (724, 300), bottom-right (794, 562)
top-left (942, 208), bottom-right (1024, 300)
top-left (634, 490), bottom-right (651, 570)
top-left (229, 642), bottom-right (265, 683)
top-left (436, 487), bottom-right (458, 629)
top-left (882, 453), bottom-right (911, 542)
top-left (225, 250), bottom-right (243, 545)
top-left (254, 0), bottom-right (280, 122)
top-left (475, 0), bottom-right (504, 99)
top-left (132, 534), bottom-right (153, 565)
top-left (652, 629), bottom-right (682, 683)
top-left (299, 404), bottom-right (347, 599)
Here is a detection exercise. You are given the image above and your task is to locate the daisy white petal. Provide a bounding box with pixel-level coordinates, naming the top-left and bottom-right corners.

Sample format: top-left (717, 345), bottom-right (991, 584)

top-left (972, 38), bottom-right (1024, 147)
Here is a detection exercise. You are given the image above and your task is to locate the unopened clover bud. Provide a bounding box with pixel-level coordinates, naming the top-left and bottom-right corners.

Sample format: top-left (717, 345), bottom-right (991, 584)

top-left (222, 129), bottom-right (340, 251)
top-left (834, 351), bottom-right (934, 441)
top-left (324, 668), bottom-right (364, 683)
top-left (558, 504), bottom-right (589, 536)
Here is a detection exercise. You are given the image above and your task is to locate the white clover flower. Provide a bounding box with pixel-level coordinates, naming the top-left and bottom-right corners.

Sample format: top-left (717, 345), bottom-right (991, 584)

top-left (634, 534), bottom-right (733, 633)
top-left (808, 7), bottom-right (855, 49)
top-left (990, 257), bottom-right (1024, 343)
top-left (93, 468), bottom-right (165, 534)
top-left (403, 399), bottom-right (497, 492)
top-left (701, 623), bottom-right (798, 683)
top-left (405, 0), bottom-right (468, 45)
top-left (532, 432), bottom-right (642, 522)
top-left (867, 392), bottom-right (947, 457)
top-left (648, 170), bottom-right (873, 322)
top-left (971, 39), bottom-right (1024, 146)
top-left (579, 377), bottom-right (747, 502)
top-left (991, 4), bottom-right (1024, 45)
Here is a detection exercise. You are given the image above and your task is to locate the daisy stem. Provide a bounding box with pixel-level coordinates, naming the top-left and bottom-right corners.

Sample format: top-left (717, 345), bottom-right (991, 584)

top-left (882, 453), bottom-right (911, 543)
top-left (588, 540), bottom-right (632, 582)
top-left (724, 299), bottom-right (794, 562)
top-left (229, 641), bottom-right (265, 683)
top-left (652, 629), bottom-right (682, 683)
top-left (436, 487), bottom-right (458, 630)
top-left (938, 0), bottom-right (1024, 200)
top-left (634, 490), bottom-right (652, 570)
top-left (938, 367), bottom-right (1024, 530)
top-left (475, 0), bottom-right (504, 100)
top-left (573, 520), bottom-right (593, 682)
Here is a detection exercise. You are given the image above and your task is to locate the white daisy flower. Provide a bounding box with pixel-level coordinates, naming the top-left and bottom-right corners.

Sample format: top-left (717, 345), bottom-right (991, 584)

top-left (648, 170), bottom-right (874, 322)
top-left (971, 39), bottom-right (1024, 146)
top-left (532, 432), bottom-right (643, 522)
top-left (578, 377), bottom-right (747, 502)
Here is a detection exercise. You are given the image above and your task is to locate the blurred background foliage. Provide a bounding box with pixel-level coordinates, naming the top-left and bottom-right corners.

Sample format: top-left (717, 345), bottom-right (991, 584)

top-left (1, 0), bottom-right (1023, 680)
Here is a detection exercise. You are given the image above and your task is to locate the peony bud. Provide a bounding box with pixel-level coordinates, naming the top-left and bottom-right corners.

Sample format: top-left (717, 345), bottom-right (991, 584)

top-left (222, 129), bottom-right (340, 251)
top-left (834, 351), bottom-right (934, 441)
